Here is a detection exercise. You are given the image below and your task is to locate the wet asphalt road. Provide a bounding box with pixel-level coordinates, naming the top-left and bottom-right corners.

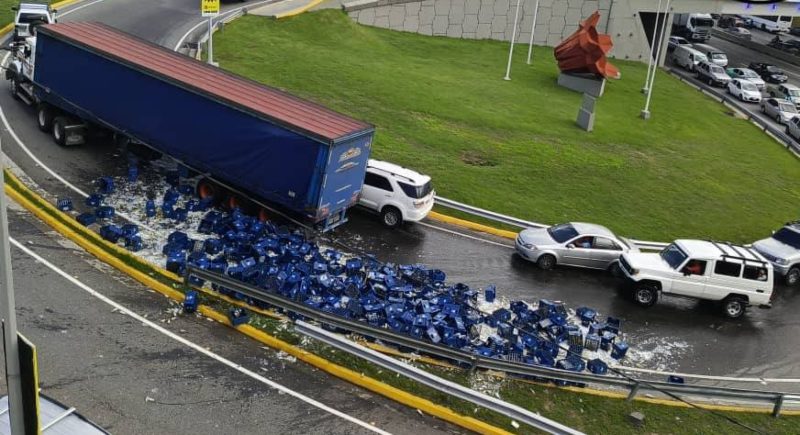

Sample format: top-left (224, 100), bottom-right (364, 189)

top-left (1, 0), bottom-right (799, 387)
top-left (0, 207), bottom-right (458, 434)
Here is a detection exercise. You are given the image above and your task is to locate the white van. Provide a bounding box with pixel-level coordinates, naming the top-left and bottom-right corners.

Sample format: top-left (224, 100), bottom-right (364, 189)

top-left (671, 45), bottom-right (708, 72)
top-left (691, 43), bottom-right (728, 67)
top-left (358, 160), bottom-right (434, 228)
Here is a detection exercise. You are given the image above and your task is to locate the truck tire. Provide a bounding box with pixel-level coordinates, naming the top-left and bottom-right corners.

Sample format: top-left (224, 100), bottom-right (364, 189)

top-left (785, 267), bottom-right (800, 285)
top-left (633, 285), bottom-right (658, 307)
top-left (722, 296), bottom-right (747, 319)
top-left (536, 254), bottom-right (556, 270)
top-left (196, 179), bottom-right (221, 203)
top-left (9, 76), bottom-right (19, 100)
top-left (52, 117), bottom-right (67, 146)
top-left (380, 206), bottom-right (402, 228)
top-left (37, 104), bottom-right (54, 132)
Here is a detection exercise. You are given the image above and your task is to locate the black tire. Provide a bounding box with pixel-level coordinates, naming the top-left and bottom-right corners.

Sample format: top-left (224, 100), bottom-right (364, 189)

top-left (380, 206), bottom-right (402, 228)
top-left (722, 296), bottom-right (747, 319)
top-left (785, 267), bottom-right (800, 286)
top-left (760, 105), bottom-right (766, 113)
top-left (633, 285), bottom-right (658, 307)
top-left (9, 76), bottom-right (19, 100)
top-left (52, 117), bottom-right (67, 146)
top-left (761, 24), bottom-right (767, 31)
top-left (776, 114), bottom-right (782, 123)
top-left (36, 104), bottom-right (54, 132)
top-left (607, 262), bottom-right (622, 277)
top-left (536, 254), bottom-right (556, 270)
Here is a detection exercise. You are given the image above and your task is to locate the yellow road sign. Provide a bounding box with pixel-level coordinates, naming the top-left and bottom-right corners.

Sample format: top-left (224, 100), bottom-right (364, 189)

top-left (201, 0), bottom-right (219, 17)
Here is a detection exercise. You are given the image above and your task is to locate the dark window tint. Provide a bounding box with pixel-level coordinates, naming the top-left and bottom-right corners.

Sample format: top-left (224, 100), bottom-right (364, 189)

top-left (593, 237), bottom-right (621, 250)
top-left (397, 181), bottom-right (432, 199)
top-left (773, 227), bottom-right (800, 249)
top-left (714, 261), bottom-right (742, 277)
top-left (743, 265), bottom-right (768, 281)
top-left (547, 224), bottom-right (579, 244)
top-left (364, 173), bottom-right (393, 191)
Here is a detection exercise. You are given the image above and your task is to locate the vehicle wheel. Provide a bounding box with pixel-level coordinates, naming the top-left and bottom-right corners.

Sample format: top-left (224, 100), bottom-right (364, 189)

top-left (633, 285), bottom-right (658, 307)
top-left (785, 267), bottom-right (800, 285)
top-left (722, 296), bottom-right (747, 319)
top-left (761, 105), bottom-right (766, 113)
top-left (761, 24), bottom-right (767, 31)
top-left (380, 206), bottom-right (402, 228)
top-left (9, 76), bottom-right (19, 100)
top-left (36, 104), bottom-right (54, 132)
top-left (536, 254), bottom-right (556, 270)
top-left (196, 178), bottom-right (221, 205)
top-left (52, 117), bottom-right (67, 146)
top-left (607, 262), bottom-right (622, 277)
top-left (776, 114), bottom-right (782, 123)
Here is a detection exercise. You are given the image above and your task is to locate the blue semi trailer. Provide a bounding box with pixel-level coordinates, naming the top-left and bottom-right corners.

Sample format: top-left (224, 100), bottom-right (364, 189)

top-left (6, 22), bottom-right (375, 231)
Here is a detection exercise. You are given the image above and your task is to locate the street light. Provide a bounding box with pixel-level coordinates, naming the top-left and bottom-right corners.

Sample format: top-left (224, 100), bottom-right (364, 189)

top-left (642, 0), bottom-right (672, 119)
top-left (526, 0), bottom-right (541, 65)
top-left (503, 0), bottom-right (523, 80)
top-left (642, 0), bottom-right (663, 94)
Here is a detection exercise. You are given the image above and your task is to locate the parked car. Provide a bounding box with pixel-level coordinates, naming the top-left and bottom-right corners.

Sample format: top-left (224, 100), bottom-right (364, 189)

top-left (768, 83), bottom-right (800, 107)
top-left (753, 221), bottom-right (800, 285)
top-left (727, 78), bottom-right (762, 103)
top-left (358, 159), bottom-right (434, 228)
top-left (691, 43), bottom-right (728, 67)
top-left (767, 37), bottom-right (800, 54)
top-left (749, 62), bottom-right (788, 83)
top-left (790, 27), bottom-right (800, 36)
top-left (718, 15), bottom-right (744, 29)
top-left (760, 98), bottom-right (799, 124)
top-left (785, 116), bottom-right (800, 141)
top-left (695, 61), bottom-right (730, 87)
top-left (671, 45), bottom-right (708, 72)
top-left (667, 35), bottom-right (691, 52)
top-left (515, 222), bottom-right (639, 272)
top-left (619, 240), bottom-right (774, 319)
top-left (723, 26), bottom-right (752, 40)
top-left (726, 67), bottom-right (765, 90)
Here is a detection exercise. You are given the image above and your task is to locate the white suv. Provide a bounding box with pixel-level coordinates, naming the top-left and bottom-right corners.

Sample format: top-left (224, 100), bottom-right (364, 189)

top-left (358, 159), bottom-right (434, 228)
top-left (619, 240), bottom-right (773, 319)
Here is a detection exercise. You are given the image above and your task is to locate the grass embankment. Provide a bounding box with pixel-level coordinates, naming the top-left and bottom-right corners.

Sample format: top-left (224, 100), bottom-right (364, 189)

top-left (0, 1), bottom-right (59, 30)
top-left (213, 10), bottom-right (800, 243)
top-left (8, 170), bottom-right (799, 433)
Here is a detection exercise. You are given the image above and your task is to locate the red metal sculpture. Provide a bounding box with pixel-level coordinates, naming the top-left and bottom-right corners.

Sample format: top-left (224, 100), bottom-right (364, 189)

top-left (554, 11), bottom-right (620, 80)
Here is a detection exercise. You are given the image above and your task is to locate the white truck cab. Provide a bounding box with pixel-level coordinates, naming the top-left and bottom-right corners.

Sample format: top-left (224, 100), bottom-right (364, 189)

top-left (358, 159), bottom-right (434, 228)
top-left (619, 240), bottom-right (773, 319)
top-left (13, 3), bottom-right (55, 42)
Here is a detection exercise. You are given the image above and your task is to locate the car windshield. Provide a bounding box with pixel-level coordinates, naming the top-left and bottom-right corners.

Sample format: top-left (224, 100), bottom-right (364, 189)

top-left (710, 65), bottom-right (724, 74)
top-left (779, 102), bottom-right (797, 113)
top-left (397, 180), bottom-right (432, 199)
top-left (742, 70), bottom-right (759, 78)
top-left (711, 53), bottom-right (726, 61)
top-left (772, 227), bottom-right (800, 249)
top-left (660, 244), bottom-right (688, 269)
top-left (547, 224), bottom-right (579, 244)
top-left (18, 13), bottom-right (48, 24)
top-left (767, 66), bottom-right (783, 74)
top-left (741, 82), bottom-right (758, 91)
top-left (696, 54), bottom-right (708, 62)
top-left (789, 89), bottom-right (800, 97)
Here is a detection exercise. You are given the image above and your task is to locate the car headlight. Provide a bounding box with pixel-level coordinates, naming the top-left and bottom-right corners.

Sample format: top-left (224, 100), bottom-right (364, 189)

top-left (522, 243), bottom-right (536, 250)
top-left (776, 258), bottom-right (789, 265)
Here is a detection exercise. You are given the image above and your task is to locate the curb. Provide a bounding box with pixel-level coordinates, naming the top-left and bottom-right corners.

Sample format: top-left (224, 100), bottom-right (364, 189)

top-left (427, 211), bottom-right (517, 240)
top-left (274, 0), bottom-right (327, 19)
top-left (2, 170), bottom-right (511, 435)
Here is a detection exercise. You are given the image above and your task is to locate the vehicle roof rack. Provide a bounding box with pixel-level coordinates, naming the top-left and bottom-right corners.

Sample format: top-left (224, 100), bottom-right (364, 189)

top-left (707, 240), bottom-right (766, 266)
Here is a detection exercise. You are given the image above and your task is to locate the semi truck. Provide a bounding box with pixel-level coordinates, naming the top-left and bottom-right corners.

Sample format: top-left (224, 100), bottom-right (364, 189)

top-left (672, 13), bottom-right (713, 41)
top-left (5, 21), bottom-right (375, 231)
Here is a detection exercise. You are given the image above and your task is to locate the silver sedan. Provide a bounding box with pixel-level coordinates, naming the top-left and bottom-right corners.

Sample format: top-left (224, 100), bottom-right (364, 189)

top-left (515, 222), bottom-right (639, 272)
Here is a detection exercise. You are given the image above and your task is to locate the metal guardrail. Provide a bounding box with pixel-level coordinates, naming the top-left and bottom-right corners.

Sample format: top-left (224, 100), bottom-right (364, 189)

top-left (433, 196), bottom-right (669, 251)
top-left (186, 266), bottom-right (800, 416)
top-left (295, 320), bottom-right (585, 435)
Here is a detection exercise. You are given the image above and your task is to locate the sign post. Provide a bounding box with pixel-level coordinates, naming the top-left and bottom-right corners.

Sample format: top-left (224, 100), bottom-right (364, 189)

top-left (201, 0), bottom-right (220, 65)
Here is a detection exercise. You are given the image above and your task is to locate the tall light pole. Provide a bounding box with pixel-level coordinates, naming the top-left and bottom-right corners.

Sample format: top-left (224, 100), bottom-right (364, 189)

top-left (642, 0), bottom-right (663, 94)
top-left (642, 0), bottom-right (672, 119)
top-left (0, 138), bottom-right (25, 435)
top-left (526, 0), bottom-right (541, 64)
top-left (503, 0), bottom-right (523, 80)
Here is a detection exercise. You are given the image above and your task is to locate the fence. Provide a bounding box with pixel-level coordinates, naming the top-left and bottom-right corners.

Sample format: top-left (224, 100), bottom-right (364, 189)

top-left (185, 266), bottom-right (800, 416)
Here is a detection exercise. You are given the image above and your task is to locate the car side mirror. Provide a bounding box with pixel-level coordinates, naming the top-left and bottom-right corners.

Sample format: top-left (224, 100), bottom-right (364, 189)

top-left (567, 244), bottom-right (575, 249)
top-left (11, 6), bottom-right (17, 11)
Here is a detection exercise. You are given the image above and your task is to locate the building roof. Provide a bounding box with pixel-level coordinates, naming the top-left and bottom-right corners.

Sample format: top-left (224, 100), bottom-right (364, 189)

top-left (38, 22), bottom-right (373, 144)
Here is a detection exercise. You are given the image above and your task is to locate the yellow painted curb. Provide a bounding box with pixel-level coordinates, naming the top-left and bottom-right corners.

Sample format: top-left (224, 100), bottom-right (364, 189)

top-left (275, 0), bottom-right (327, 19)
top-left (428, 211), bottom-right (517, 240)
top-left (2, 173), bottom-right (512, 434)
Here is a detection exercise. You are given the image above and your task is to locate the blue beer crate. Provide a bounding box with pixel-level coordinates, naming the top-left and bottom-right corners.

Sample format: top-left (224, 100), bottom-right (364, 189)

top-left (56, 197), bottom-right (73, 212)
top-left (96, 176), bottom-right (115, 194)
top-left (611, 341), bottom-right (629, 360)
top-left (76, 213), bottom-right (96, 227)
top-left (183, 290), bottom-right (199, 314)
top-left (587, 358), bottom-right (608, 375)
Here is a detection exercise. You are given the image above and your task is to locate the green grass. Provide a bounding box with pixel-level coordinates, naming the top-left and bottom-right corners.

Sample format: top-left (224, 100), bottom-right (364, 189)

top-left (0, 1), bottom-right (59, 32)
top-left (213, 10), bottom-right (800, 243)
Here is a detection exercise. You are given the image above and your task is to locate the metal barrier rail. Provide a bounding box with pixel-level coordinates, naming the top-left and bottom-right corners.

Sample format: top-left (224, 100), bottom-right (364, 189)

top-left (295, 320), bottom-right (585, 435)
top-left (433, 196), bottom-right (669, 251)
top-left (185, 266), bottom-right (800, 416)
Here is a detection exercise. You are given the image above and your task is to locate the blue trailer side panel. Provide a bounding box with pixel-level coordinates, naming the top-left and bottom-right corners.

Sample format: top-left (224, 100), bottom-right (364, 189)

top-left (315, 133), bottom-right (373, 220)
top-left (33, 32), bottom-right (328, 218)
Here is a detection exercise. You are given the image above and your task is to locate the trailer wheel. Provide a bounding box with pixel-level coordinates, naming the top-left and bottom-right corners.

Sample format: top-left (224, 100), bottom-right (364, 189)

top-left (52, 117), bottom-right (67, 146)
top-left (258, 208), bottom-right (270, 222)
top-left (36, 104), bottom-right (54, 132)
top-left (196, 179), bottom-right (220, 202)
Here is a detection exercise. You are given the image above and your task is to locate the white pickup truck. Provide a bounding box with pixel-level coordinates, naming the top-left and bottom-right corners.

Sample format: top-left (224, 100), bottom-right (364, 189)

top-left (12, 2), bottom-right (55, 42)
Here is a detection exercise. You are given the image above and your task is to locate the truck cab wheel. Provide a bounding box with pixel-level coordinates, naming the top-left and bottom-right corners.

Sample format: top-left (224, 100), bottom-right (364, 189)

top-left (633, 286), bottom-right (658, 307)
top-left (785, 267), bottom-right (800, 285)
top-left (52, 117), bottom-right (67, 146)
top-left (380, 206), bottom-right (402, 228)
top-left (722, 296), bottom-right (747, 319)
top-left (37, 104), bottom-right (54, 132)
top-left (9, 77), bottom-right (19, 100)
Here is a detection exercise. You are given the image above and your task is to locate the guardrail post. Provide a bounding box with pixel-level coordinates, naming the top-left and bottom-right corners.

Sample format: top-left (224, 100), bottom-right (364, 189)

top-left (468, 356), bottom-right (479, 374)
top-left (626, 383), bottom-right (640, 402)
top-left (772, 394), bottom-right (785, 418)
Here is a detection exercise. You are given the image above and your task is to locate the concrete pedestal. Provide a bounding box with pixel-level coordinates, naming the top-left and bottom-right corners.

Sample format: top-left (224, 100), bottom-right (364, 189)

top-left (557, 73), bottom-right (606, 97)
top-left (576, 94), bottom-right (596, 132)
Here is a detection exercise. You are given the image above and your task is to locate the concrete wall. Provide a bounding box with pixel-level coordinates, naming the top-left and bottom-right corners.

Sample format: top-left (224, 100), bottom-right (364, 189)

top-left (343, 0), bottom-right (800, 64)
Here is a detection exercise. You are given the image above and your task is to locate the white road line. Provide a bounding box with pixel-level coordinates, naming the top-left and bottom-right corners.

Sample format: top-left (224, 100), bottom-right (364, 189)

top-left (10, 237), bottom-right (393, 435)
top-left (417, 221), bottom-right (514, 249)
top-left (58, 0), bottom-right (108, 17)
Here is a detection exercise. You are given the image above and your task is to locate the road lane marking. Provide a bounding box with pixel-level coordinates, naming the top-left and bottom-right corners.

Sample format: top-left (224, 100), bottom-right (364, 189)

top-left (10, 237), bottom-right (393, 435)
top-left (417, 221), bottom-right (514, 249)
